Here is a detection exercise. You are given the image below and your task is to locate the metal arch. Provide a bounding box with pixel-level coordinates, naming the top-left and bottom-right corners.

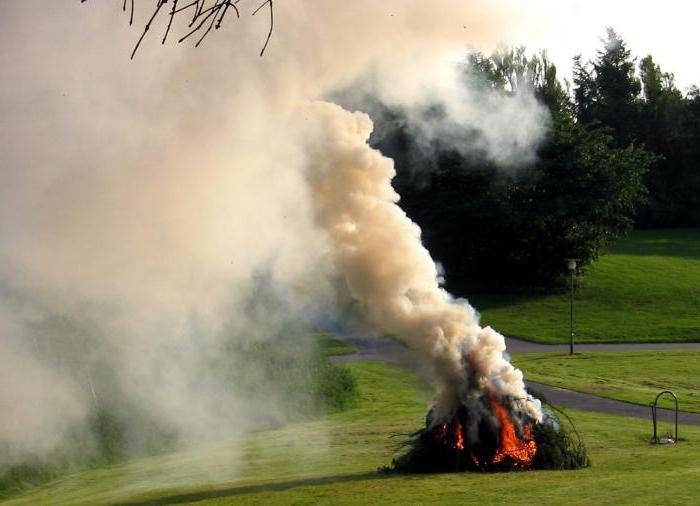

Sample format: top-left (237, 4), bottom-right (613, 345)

top-left (649, 390), bottom-right (679, 443)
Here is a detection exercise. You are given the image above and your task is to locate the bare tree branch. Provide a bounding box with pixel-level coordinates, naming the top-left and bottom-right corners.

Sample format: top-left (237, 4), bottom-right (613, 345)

top-left (130, 0), bottom-right (167, 60)
top-left (252, 0), bottom-right (272, 57)
top-left (81, 0), bottom-right (274, 59)
top-left (162, 0), bottom-right (178, 44)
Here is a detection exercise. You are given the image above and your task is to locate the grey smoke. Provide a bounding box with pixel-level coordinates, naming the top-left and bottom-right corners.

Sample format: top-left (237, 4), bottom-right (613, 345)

top-left (332, 59), bottom-right (550, 170)
top-left (0, 0), bottom-right (547, 472)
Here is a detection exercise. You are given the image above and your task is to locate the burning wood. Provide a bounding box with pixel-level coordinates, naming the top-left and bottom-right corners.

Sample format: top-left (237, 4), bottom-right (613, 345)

top-left (389, 390), bottom-right (589, 473)
top-left (489, 396), bottom-right (537, 467)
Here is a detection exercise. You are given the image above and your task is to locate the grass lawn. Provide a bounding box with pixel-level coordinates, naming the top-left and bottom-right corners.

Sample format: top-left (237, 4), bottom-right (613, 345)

top-left (5, 361), bottom-right (700, 505)
top-left (512, 350), bottom-right (700, 413)
top-left (314, 333), bottom-right (356, 357)
top-left (475, 228), bottom-right (700, 344)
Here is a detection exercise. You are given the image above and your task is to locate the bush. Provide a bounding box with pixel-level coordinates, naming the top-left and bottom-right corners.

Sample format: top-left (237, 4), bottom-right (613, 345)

top-left (313, 361), bottom-right (358, 412)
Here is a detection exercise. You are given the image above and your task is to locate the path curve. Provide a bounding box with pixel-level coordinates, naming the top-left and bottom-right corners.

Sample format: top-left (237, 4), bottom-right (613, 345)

top-left (330, 332), bottom-right (700, 427)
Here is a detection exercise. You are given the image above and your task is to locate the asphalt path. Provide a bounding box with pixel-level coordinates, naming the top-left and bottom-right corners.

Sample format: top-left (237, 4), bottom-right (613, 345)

top-left (330, 333), bottom-right (700, 427)
top-left (504, 336), bottom-right (700, 354)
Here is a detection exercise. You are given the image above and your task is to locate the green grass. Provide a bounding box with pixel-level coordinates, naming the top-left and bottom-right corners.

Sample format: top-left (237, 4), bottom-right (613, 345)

top-left (475, 228), bottom-right (700, 343)
top-left (313, 333), bottom-right (356, 357)
top-left (0, 331), bottom-right (358, 499)
top-left (512, 350), bottom-right (700, 413)
top-left (5, 361), bottom-right (700, 505)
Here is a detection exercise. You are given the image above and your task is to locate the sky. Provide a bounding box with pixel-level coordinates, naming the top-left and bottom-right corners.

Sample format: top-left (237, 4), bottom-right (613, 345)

top-left (505, 0), bottom-right (700, 91)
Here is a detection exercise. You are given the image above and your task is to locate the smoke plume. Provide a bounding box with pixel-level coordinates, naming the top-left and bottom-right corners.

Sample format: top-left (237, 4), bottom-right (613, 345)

top-left (298, 101), bottom-right (541, 421)
top-left (0, 0), bottom-right (545, 472)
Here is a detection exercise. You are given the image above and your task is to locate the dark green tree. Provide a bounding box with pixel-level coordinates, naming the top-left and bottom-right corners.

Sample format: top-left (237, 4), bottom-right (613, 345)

top-left (636, 55), bottom-right (684, 225)
top-left (513, 116), bottom-right (654, 281)
top-left (574, 28), bottom-right (642, 146)
top-left (572, 31), bottom-right (700, 227)
top-left (633, 56), bottom-right (700, 226)
top-left (365, 48), bottom-right (654, 288)
top-left (335, 45), bottom-right (658, 287)
top-left (400, 116), bottom-right (653, 288)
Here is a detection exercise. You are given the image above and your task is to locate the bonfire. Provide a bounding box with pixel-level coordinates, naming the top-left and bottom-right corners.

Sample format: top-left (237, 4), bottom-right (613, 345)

top-left (391, 389), bottom-right (589, 473)
top-left (304, 103), bottom-right (589, 474)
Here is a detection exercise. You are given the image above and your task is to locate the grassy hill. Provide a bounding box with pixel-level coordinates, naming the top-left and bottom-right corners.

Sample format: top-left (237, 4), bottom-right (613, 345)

top-left (0, 334), bottom-right (359, 501)
top-left (4, 228), bottom-right (700, 504)
top-left (475, 229), bottom-right (700, 343)
top-left (5, 361), bottom-right (700, 505)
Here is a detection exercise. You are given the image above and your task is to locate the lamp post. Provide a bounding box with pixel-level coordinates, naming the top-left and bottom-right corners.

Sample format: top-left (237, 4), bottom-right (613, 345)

top-left (565, 259), bottom-right (579, 355)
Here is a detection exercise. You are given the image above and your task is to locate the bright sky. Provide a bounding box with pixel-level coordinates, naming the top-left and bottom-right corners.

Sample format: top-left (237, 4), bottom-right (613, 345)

top-left (503, 0), bottom-right (700, 91)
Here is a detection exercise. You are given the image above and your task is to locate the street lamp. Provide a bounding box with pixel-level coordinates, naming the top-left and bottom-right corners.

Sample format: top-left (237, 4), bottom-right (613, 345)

top-left (564, 258), bottom-right (579, 355)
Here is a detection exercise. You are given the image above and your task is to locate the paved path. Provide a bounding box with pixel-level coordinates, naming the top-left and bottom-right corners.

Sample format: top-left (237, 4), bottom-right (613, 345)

top-left (526, 381), bottom-right (700, 426)
top-left (504, 336), bottom-right (700, 354)
top-left (331, 332), bottom-right (700, 426)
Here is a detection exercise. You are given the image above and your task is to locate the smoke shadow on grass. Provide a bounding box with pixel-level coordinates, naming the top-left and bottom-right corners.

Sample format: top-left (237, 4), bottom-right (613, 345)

top-left (114, 471), bottom-right (391, 505)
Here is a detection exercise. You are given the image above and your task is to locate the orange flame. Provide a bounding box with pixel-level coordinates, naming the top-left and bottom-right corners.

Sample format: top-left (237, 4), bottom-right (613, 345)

top-left (491, 397), bottom-right (537, 467)
top-left (433, 399), bottom-right (537, 469)
top-left (455, 421), bottom-right (465, 450)
top-left (435, 420), bottom-right (465, 450)
top-left (436, 421), bottom-right (448, 440)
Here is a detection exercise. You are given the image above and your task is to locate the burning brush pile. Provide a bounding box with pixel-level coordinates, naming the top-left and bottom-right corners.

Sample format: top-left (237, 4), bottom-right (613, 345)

top-left (304, 102), bottom-right (589, 474)
top-left (391, 391), bottom-right (589, 473)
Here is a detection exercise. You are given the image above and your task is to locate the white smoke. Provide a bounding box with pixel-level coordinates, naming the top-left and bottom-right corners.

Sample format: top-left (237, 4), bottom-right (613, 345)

top-left (334, 58), bottom-right (550, 168)
top-left (0, 0), bottom-right (545, 470)
top-left (298, 101), bottom-right (541, 421)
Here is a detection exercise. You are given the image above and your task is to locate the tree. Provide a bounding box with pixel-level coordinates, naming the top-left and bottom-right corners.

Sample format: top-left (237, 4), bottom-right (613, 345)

top-left (573, 54), bottom-right (597, 123)
top-left (466, 47), bottom-right (569, 114)
top-left (516, 116), bottom-right (654, 280)
top-left (81, 0), bottom-right (274, 59)
top-left (363, 48), bottom-right (654, 289)
top-left (634, 56), bottom-right (700, 226)
top-left (635, 55), bottom-right (684, 225)
top-left (404, 117), bottom-right (653, 288)
top-left (574, 28), bottom-right (641, 146)
top-left (571, 31), bottom-right (700, 227)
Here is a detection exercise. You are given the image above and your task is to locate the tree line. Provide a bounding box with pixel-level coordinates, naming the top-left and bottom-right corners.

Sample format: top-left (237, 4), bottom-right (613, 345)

top-left (353, 29), bottom-right (700, 290)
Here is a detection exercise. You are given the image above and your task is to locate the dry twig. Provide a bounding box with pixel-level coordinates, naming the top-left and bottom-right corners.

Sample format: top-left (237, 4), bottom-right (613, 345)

top-left (81, 0), bottom-right (274, 59)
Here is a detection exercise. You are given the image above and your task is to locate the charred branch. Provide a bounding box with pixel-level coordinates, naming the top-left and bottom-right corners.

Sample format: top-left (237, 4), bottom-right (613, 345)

top-left (81, 0), bottom-right (274, 59)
